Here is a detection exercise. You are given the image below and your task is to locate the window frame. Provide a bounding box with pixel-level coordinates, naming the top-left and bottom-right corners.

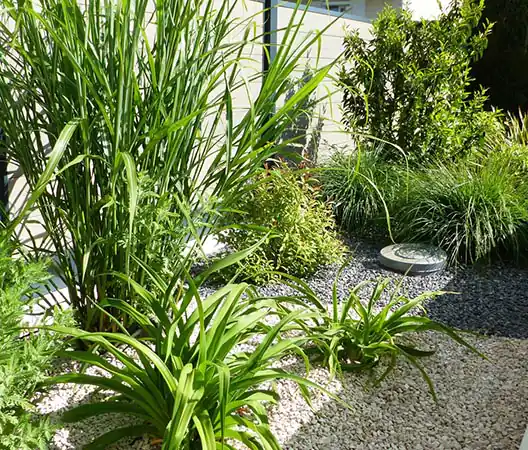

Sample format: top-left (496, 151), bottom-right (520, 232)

top-left (280, 1), bottom-right (372, 22)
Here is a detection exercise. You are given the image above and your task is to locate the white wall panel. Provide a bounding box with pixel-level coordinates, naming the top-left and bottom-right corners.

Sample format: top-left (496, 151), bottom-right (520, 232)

top-left (275, 3), bottom-right (372, 148)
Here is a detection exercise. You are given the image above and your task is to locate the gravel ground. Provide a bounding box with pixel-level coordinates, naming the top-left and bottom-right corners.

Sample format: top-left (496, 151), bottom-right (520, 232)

top-left (272, 333), bottom-right (528, 450)
top-left (39, 239), bottom-right (528, 450)
top-left (260, 240), bottom-right (528, 339)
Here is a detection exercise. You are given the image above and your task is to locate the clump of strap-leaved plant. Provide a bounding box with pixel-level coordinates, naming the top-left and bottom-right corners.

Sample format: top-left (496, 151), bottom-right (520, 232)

top-left (43, 246), bottom-right (345, 450)
top-left (275, 266), bottom-right (485, 400)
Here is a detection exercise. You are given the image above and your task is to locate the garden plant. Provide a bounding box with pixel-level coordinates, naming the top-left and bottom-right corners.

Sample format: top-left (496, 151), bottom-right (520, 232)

top-left (219, 164), bottom-right (344, 283)
top-left (0, 1), bottom-right (352, 448)
top-left (326, 1), bottom-right (528, 266)
top-left (0, 0), bottom-right (521, 448)
top-left (321, 145), bottom-right (399, 234)
top-left (0, 234), bottom-right (70, 449)
top-left (340, 0), bottom-right (498, 163)
top-left (45, 247), bottom-right (339, 449)
top-left (0, 0), bottom-right (334, 331)
top-left (275, 269), bottom-right (483, 400)
top-left (393, 154), bottom-right (528, 264)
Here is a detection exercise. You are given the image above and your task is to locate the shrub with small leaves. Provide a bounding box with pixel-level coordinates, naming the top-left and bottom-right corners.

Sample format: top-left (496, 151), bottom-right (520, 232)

top-left (340, 1), bottom-right (498, 163)
top-left (219, 166), bottom-right (345, 283)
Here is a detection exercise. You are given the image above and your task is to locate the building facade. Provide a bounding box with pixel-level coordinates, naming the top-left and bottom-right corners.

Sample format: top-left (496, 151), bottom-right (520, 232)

top-left (298, 0), bottom-right (446, 20)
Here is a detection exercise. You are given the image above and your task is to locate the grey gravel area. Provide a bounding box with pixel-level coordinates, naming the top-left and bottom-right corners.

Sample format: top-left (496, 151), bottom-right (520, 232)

top-left (259, 240), bottom-right (528, 339)
top-left (38, 361), bottom-right (151, 450)
top-left (426, 263), bottom-right (528, 339)
top-left (258, 240), bottom-right (456, 309)
top-left (40, 240), bottom-right (528, 449)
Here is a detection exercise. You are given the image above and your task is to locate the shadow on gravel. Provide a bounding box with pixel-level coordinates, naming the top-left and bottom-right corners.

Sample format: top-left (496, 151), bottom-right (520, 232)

top-left (428, 264), bottom-right (528, 339)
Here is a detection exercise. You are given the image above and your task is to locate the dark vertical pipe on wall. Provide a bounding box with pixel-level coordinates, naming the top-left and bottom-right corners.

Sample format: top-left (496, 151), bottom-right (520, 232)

top-left (262, 0), bottom-right (278, 76)
top-left (262, 0), bottom-right (279, 166)
top-left (0, 129), bottom-right (7, 224)
top-left (263, 0), bottom-right (279, 161)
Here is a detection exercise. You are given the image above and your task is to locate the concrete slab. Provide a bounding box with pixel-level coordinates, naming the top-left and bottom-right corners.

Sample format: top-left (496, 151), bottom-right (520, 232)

top-left (520, 426), bottom-right (528, 450)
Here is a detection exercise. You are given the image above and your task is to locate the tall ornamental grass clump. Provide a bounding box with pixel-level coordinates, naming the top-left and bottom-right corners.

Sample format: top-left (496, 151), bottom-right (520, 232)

top-left (393, 156), bottom-right (528, 264)
top-left (0, 0), bottom-right (333, 331)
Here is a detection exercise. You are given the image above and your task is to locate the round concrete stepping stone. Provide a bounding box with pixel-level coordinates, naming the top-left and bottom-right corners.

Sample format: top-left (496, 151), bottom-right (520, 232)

top-left (379, 243), bottom-right (447, 274)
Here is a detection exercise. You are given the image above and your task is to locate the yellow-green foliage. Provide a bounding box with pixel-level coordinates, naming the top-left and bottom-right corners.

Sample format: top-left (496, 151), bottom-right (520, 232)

top-left (220, 167), bottom-right (345, 283)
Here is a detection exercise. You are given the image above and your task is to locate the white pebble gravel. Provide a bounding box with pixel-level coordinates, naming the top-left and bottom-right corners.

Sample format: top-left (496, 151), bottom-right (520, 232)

top-left (269, 333), bottom-right (528, 450)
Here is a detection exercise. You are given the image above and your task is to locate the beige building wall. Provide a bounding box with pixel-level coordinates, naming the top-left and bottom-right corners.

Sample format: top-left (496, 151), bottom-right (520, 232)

top-left (275, 3), bottom-right (372, 151)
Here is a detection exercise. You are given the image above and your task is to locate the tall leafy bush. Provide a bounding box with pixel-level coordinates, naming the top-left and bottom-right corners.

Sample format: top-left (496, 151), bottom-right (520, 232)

top-left (340, 1), bottom-right (497, 162)
top-left (0, 0), bottom-right (333, 331)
